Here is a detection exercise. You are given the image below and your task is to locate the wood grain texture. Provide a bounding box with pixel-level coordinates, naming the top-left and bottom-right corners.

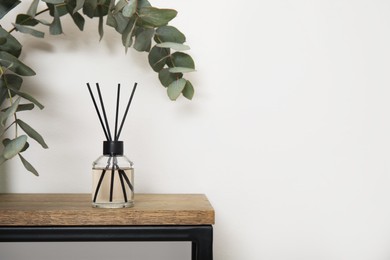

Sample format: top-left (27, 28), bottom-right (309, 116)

top-left (0, 194), bottom-right (215, 226)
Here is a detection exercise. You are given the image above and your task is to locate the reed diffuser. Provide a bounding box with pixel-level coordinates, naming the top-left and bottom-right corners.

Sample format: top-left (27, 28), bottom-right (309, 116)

top-left (87, 82), bottom-right (137, 208)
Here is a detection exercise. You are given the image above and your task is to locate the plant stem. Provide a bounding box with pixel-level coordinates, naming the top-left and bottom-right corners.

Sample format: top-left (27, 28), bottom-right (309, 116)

top-left (0, 121), bottom-right (16, 138)
top-left (5, 87), bottom-right (18, 138)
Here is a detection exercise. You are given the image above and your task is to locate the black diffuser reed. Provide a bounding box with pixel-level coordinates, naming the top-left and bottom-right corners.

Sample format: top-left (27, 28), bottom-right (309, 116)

top-left (87, 82), bottom-right (137, 207)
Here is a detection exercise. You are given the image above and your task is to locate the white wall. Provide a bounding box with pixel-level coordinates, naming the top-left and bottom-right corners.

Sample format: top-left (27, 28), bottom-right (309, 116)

top-left (2, 0), bottom-right (390, 259)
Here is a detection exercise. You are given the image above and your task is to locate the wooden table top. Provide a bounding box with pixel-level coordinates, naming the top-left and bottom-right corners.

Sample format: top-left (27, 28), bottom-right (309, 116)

top-left (0, 193), bottom-right (215, 226)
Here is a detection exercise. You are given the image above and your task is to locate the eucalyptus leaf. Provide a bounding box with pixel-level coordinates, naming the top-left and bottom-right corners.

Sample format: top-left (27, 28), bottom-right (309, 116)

top-left (155, 26), bottom-right (185, 44)
top-left (70, 11), bottom-right (85, 31)
top-left (13, 24), bottom-right (45, 38)
top-left (16, 14), bottom-right (39, 26)
top-left (167, 78), bottom-right (186, 101)
top-left (19, 154), bottom-right (39, 176)
top-left (0, 81), bottom-right (7, 104)
top-left (0, 74), bottom-right (22, 103)
top-left (0, 27), bottom-right (22, 57)
top-left (156, 42), bottom-right (190, 51)
top-left (122, 0), bottom-right (136, 17)
top-left (113, 0), bottom-right (127, 14)
top-left (49, 6), bottom-right (63, 35)
top-left (0, 51), bottom-right (36, 76)
top-left (16, 103), bottom-right (35, 112)
top-left (134, 28), bottom-right (154, 52)
top-left (8, 88), bottom-right (44, 109)
top-left (182, 80), bottom-right (194, 100)
top-left (73, 0), bottom-right (85, 14)
top-left (3, 135), bottom-right (27, 160)
top-left (0, 0), bottom-right (21, 19)
top-left (137, 0), bottom-right (151, 9)
top-left (27, 0), bottom-right (40, 17)
top-left (158, 68), bottom-right (182, 87)
top-left (20, 140), bottom-right (29, 153)
top-left (0, 38), bottom-right (6, 45)
top-left (83, 0), bottom-right (110, 18)
top-left (138, 7), bottom-right (177, 27)
top-left (98, 9), bottom-right (104, 40)
top-left (121, 18), bottom-right (136, 52)
top-left (0, 97), bottom-right (20, 126)
top-left (171, 52), bottom-right (195, 69)
top-left (83, 0), bottom-right (97, 18)
top-left (16, 119), bottom-right (48, 148)
top-left (42, 0), bottom-right (65, 4)
top-left (47, 3), bottom-right (68, 17)
top-left (106, 11), bottom-right (128, 33)
top-left (148, 45), bottom-right (170, 72)
top-left (168, 67), bottom-right (195, 73)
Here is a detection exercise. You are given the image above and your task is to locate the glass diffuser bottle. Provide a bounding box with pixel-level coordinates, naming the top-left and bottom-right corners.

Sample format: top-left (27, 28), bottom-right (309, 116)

top-left (87, 82), bottom-right (137, 208)
top-left (92, 141), bottom-right (134, 208)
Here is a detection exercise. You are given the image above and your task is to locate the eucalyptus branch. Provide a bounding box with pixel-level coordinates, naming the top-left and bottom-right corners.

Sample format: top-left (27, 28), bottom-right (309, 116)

top-left (8, 8), bottom-right (50, 34)
top-left (0, 0), bottom-right (196, 175)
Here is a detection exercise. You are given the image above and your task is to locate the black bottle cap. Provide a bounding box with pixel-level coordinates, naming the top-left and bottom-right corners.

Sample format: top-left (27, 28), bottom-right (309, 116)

top-left (103, 141), bottom-right (124, 156)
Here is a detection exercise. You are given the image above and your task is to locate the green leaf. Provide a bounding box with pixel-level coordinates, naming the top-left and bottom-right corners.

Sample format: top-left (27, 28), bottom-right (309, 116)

top-left (0, 155), bottom-right (6, 165)
top-left (121, 17), bottom-right (136, 52)
top-left (134, 28), bottom-right (154, 52)
top-left (182, 80), bottom-right (194, 100)
top-left (137, 0), bottom-right (151, 9)
top-left (0, 51), bottom-right (36, 76)
top-left (158, 68), bottom-right (182, 87)
top-left (0, 27), bottom-right (22, 57)
top-left (70, 11), bottom-right (85, 31)
top-left (27, 0), bottom-right (40, 16)
top-left (16, 119), bottom-right (48, 148)
top-left (83, 0), bottom-right (97, 18)
top-left (13, 24), bottom-right (45, 38)
top-left (155, 26), bottom-right (185, 44)
top-left (0, 96), bottom-right (20, 126)
top-left (167, 78), bottom-right (186, 101)
top-left (170, 52), bottom-right (195, 69)
top-left (0, 80), bottom-right (7, 104)
top-left (47, 3), bottom-right (68, 17)
top-left (19, 154), bottom-right (39, 176)
top-left (83, 0), bottom-right (110, 18)
top-left (168, 67), bottom-right (195, 73)
top-left (0, 0), bottom-right (21, 19)
top-left (98, 8), bottom-right (104, 40)
top-left (107, 11), bottom-right (126, 33)
top-left (73, 0), bottom-right (85, 14)
top-left (0, 74), bottom-right (22, 104)
top-left (43, 0), bottom-right (65, 4)
top-left (156, 42), bottom-right (190, 51)
top-left (0, 38), bottom-right (6, 45)
top-left (20, 141), bottom-right (29, 152)
top-left (148, 45), bottom-right (170, 72)
top-left (122, 0), bottom-right (136, 17)
top-left (8, 89), bottom-right (44, 109)
top-left (16, 103), bottom-right (35, 112)
top-left (3, 135), bottom-right (27, 160)
top-left (49, 6), bottom-right (63, 35)
top-left (138, 7), bottom-right (177, 27)
top-left (16, 14), bottom-right (39, 26)
top-left (113, 0), bottom-right (127, 14)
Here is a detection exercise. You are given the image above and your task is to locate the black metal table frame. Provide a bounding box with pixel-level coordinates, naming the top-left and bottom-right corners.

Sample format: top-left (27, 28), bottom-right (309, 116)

top-left (0, 225), bottom-right (213, 260)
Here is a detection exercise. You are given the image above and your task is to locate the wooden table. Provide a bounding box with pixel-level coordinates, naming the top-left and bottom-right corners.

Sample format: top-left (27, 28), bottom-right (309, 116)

top-left (0, 193), bottom-right (215, 260)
